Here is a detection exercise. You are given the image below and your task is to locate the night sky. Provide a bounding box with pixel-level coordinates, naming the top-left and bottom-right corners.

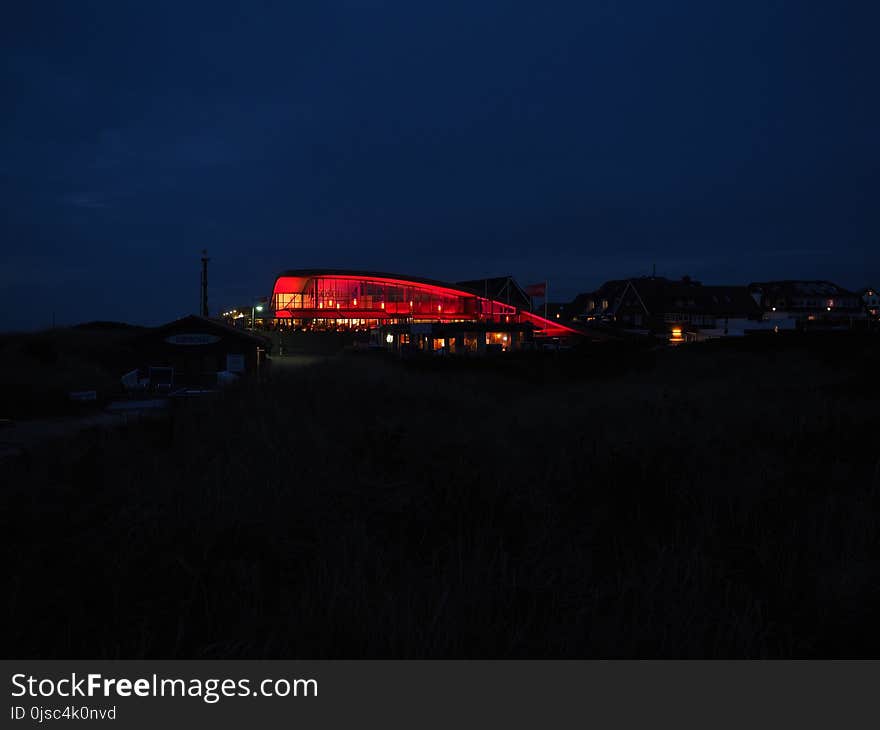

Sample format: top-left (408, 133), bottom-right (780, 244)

top-left (2, 1), bottom-right (878, 330)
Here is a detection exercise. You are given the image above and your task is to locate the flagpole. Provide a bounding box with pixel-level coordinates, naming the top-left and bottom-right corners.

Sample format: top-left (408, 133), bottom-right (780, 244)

top-left (544, 280), bottom-right (548, 320)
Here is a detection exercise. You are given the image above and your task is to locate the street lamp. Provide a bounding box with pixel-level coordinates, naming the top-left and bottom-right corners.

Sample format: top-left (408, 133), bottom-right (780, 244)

top-left (251, 303), bottom-right (264, 328)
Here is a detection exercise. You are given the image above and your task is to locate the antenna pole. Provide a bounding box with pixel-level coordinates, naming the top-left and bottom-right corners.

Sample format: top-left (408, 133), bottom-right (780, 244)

top-left (200, 249), bottom-right (210, 317)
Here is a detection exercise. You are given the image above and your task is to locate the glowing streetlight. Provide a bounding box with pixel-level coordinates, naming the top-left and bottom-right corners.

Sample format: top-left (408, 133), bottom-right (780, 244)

top-left (251, 302), bottom-right (264, 328)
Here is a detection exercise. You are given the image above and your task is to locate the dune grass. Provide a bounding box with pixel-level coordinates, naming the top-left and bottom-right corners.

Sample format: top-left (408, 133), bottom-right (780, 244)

top-left (0, 325), bottom-right (142, 418)
top-left (2, 334), bottom-right (879, 657)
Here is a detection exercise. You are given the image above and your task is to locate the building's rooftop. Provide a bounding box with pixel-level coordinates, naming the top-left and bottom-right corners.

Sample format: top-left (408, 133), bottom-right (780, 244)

top-left (146, 314), bottom-right (272, 346)
top-left (748, 280), bottom-right (860, 298)
top-left (574, 276), bottom-right (761, 317)
top-left (454, 276), bottom-right (532, 308)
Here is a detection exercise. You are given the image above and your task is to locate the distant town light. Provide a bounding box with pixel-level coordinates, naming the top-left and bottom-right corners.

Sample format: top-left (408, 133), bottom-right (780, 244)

top-left (385, 333), bottom-right (394, 344)
top-left (255, 305), bottom-right (263, 312)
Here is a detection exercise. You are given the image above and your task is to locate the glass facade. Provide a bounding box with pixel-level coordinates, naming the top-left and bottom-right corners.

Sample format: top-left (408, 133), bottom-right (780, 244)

top-left (270, 271), bottom-right (578, 338)
top-left (273, 275), bottom-right (512, 322)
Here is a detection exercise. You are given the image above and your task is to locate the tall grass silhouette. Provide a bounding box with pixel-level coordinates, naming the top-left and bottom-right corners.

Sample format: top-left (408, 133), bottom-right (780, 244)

top-left (3, 334), bottom-right (879, 657)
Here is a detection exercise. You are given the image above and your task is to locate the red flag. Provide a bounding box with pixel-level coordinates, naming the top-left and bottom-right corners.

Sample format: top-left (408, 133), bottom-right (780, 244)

top-left (524, 282), bottom-right (546, 297)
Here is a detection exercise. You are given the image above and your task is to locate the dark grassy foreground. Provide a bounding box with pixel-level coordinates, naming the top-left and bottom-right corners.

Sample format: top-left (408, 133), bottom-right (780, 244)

top-left (3, 335), bottom-right (880, 658)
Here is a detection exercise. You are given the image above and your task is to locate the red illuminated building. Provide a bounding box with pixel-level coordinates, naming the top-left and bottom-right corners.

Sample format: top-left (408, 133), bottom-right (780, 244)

top-left (270, 270), bottom-right (579, 350)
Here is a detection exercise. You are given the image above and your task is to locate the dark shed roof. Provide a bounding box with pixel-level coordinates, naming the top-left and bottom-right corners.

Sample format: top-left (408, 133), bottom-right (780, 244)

top-left (144, 315), bottom-right (272, 347)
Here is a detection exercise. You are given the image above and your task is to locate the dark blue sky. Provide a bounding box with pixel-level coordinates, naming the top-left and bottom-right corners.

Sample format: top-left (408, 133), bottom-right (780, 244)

top-left (2, 0), bottom-right (878, 329)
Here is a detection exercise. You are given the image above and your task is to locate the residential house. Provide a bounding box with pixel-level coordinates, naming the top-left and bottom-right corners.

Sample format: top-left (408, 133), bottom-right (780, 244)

top-left (748, 280), bottom-right (866, 328)
top-left (571, 276), bottom-right (763, 342)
